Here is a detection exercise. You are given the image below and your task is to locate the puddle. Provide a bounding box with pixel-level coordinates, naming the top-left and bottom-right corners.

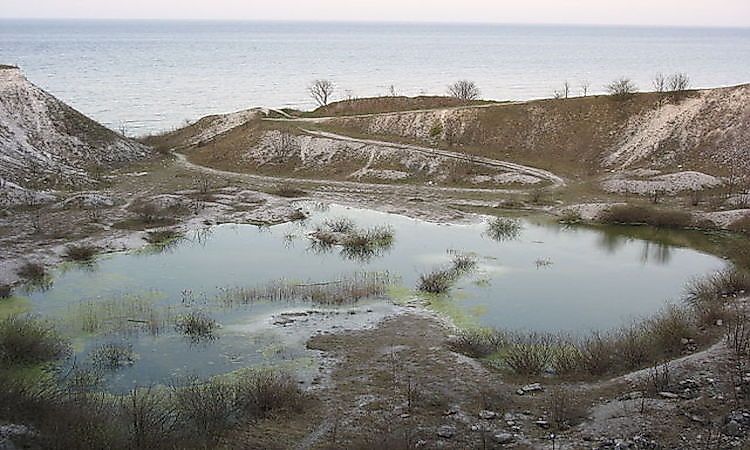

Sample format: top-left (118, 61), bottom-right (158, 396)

top-left (23, 203), bottom-right (726, 390)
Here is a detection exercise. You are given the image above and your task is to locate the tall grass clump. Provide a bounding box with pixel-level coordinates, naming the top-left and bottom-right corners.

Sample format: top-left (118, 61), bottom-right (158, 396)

top-left (446, 328), bottom-right (505, 358)
top-left (91, 342), bottom-right (136, 370)
top-left (685, 268), bottom-right (750, 325)
top-left (144, 229), bottom-right (183, 246)
top-left (218, 271), bottom-right (395, 306)
top-left (600, 205), bottom-right (692, 229)
top-left (0, 315), bottom-right (70, 365)
top-left (309, 219), bottom-right (395, 261)
top-left (486, 217), bottom-right (522, 241)
top-left (417, 252), bottom-right (477, 294)
top-left (501, 332), bottom-right (554, 376)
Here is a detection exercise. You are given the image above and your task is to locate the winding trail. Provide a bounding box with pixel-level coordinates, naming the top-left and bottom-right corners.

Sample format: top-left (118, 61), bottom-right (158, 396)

top-left (300, 128), bottom-right (565, 187)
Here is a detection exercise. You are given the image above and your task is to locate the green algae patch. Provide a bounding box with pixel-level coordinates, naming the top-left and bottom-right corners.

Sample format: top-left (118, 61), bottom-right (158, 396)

top-left (387, 285), bottom-right (416, 305)
top-left (0, 295), bottom-right (32, 319)
top-left (421, 291), bottom-right (485, 330)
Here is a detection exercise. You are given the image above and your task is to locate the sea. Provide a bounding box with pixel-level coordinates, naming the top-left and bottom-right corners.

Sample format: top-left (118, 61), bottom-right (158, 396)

top-left (1, 19), bottom-right (749, 135)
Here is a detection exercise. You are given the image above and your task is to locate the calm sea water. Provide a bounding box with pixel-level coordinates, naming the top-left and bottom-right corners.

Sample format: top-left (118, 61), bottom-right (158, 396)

top-left (1, 20), bottom-right (749, 135)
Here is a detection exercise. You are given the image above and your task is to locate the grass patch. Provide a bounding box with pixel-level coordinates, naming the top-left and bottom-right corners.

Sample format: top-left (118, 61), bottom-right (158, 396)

top-left (62, 244), bottom-right (98, 262)
top-left (0, 315), bottom-right (70, 366)
top-left (218, 271), bottom-right (395, 306)
top-left (600, 205), bottom-right (693, 229)
top-left (69, 294), bottom-right (170, 336)
top-left (685, 268), bottom-right (750, 325)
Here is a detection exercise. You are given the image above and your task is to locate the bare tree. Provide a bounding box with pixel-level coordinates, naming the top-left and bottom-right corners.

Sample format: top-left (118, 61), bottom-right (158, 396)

top-left (562, 80), bottom-right (571, 99)
top-left (309, 79), bottom-right (335, 107)
top-left (448, 80), bottom-right (480, 100)
top-left (580, 80), bottom-right (591, 97)
top-left (653, 73), bottom-right (667, 93)
top-left (387, 85), bottom-right (398, 97)
top-left (606, 78), bottom-right (638, 98)
top-left (668, 73), bottom-right (690, 92)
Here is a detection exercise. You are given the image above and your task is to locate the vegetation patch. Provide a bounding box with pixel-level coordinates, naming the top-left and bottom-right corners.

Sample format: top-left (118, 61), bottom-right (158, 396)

top-left (600, 205), bottom-right (693, 228)
top-left (90, 342), bottom-right (137, 370)
top-left (62, 244), bottom-right (98, 262)
top-left (0, 315), bottom-right (70, 366)
top-left (218, 271), bottom-right (395, 306)
top-left (70, 294), bottom-right (170, 336)
top-left (486, 217), bottom-right (522, 241)
top-left (16, 261), bottom-right (47, 281)
top-left (309, 218), bottom-right (395, 261)
top-left (175, 310), bottom-right (218, 343)
top-left (0, 285), bottom-right (12, 299)
top-left (144, 229), bottom-right (183, 247)
top-left (271, 186), bottom-right (307, 198)
top-left (417, 252), bottom-right (478, 294)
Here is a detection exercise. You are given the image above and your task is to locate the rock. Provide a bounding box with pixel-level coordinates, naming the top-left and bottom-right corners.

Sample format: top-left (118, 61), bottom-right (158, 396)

top-left (516, 389), bottom-right (525, 396)
top-left (479, 410), bottom-right (498, 420)
top-left (437, 425), bottom-right (456, 439)
top-left (534, 420), bottom-right (550, 429)
top-left (493, 432), bottom-right (515, 444)
top-left (658, 391), bottom-right (679, 399)
top-left (725, 420), bottom-right (742, 437)
top-left (521, 383), bottom-right (543, 393)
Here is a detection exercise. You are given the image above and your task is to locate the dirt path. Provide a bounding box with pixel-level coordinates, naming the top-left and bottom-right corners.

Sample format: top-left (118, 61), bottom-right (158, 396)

top-left (300, 128), bottom-right (566, 187)
top-left (172, 152), bottom-right (554, 197)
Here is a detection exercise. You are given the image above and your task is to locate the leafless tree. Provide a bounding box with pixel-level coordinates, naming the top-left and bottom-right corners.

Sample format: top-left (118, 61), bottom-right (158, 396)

top-left (668, 73), bottom-right (690, 92)
top-left (387, 85), bottom-right (398, 97)
top-left (554, 81), bottom-right (571, 99)
top-left (606, 77), bottom-right (638, 98)
top-left (580, 80), bottom-right (591, 97)
top-left (448, 80), bottom-right (481, 100)
top-left (653, 73), bottom-right (667, 93)
top-left (309, 79), bottom-right (335, 107)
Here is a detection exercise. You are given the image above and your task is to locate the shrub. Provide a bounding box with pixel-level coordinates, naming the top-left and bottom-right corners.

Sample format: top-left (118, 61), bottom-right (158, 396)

top-left (173, 379), bottom-right (235, 439)
top-left (546, 387), bottom-right (583, 431)
top-left (578, 332), bottom-right (616, 376)
top-left (646, 305), bottom-right (697, 357)
top-left (417, 270), bottom-right (454, 294)
top-left (503, 333), bottom-right (554, 376)
top-left (233, 369), bottom-right (305, 420)
top-left (16, 261), bottom-right (46, 281)
top-left (63, 244), bottom-right (98, 262)
top-left (558, 209), bottom-right (583, 225)
top-left (0, 315), bottom-right (70, 365)
top-left (448, 80), bottom-right (480, 100)
top-left (0, 284), bottom-right (12, 299)
top-left (450, 253), bottom-right (477, 273)
top-left (175, 311), bottom-right (218, 343)
top-left (551, 344), bottom-right (583, 377)
top-left (324, 217), bottom-right (355, 233)
top-left (600, 205), bottom-right (692, 228)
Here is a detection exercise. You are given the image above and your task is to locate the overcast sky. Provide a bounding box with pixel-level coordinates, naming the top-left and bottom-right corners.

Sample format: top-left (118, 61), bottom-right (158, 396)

top-left (3, 0), bottom-right (750, 27)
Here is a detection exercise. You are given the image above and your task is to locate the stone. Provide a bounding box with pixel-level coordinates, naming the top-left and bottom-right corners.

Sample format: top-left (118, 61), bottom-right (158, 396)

top-left (522, 383), bottom-right (543, 393)
top-left (534, 420), bottom-right (550, 429)
top-left (437, 425), bottom-right (456, 439)
top-left (658, 391), bottom-right (679, 399)
top-left (725, 420), bottom-right (742, 437)
top-left (493, 433), bottom-right (515, 444)
top-left (479, 410), bottom-right (498, 420)
top-left (516, 389), bottom-right (525, 396)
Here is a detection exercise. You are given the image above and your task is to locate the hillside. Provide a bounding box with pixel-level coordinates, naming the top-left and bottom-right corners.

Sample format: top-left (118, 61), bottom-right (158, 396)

top-left (326, 85), bottom-right (750, 177)
top-left (0, 66), bottom-right (151, 188)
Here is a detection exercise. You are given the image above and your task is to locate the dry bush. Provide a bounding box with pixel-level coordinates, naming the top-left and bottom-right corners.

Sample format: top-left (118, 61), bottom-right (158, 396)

top-left (16, 261), bottom-right (46, 280)
top-left (447, 328), bottom-right (505, 358)
top-left (144, 229), bottom-right (182, 246)
top-left (63, 244), bottom-right (98, 262)
top-left (546, 387), bottom-right (584, 431)
top-left (646, 305), bottom-right (697, 356)
top-left (486, 217), bottom-right (522, 241)
top-left (0, 315), bottom-right (70, 365)
top-left (503, 333), bottom-right (554, 376)
top-left (551, 344), bottom-right (583, 377)
top-left (417, 269), bottom-right (454, 294)
top-left (728, 215), bottom-right (750, 235)
top-left (272, 186), bottom-right (307, 198)
top-left (578, 331), bottom-right (616, 376)
top-left (174, 311), bottom-right (218, 343)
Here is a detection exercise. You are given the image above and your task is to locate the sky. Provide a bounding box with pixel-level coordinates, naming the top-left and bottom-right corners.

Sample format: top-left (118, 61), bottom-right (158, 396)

top-left (2, 0), bottom-right (750, 27)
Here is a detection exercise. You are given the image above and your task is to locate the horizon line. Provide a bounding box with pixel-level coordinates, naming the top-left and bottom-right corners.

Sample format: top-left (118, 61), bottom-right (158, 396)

top-left (1, 17), bottom-right (749, 30)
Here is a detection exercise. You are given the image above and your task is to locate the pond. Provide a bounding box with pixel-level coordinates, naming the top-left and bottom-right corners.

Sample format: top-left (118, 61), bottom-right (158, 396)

top-left (18, 203), bottom-right (726, 391)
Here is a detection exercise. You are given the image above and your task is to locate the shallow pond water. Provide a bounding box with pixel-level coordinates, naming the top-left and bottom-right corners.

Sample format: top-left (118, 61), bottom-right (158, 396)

top-left (21, 203), bottom-right (726, 391)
